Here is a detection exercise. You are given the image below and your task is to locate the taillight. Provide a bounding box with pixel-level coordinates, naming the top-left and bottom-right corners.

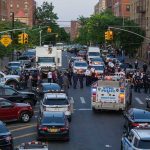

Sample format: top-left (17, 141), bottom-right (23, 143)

top-left (131, 123), bottom-right (139, 127)
top-left (60, 127), bottom-right (68, 132)
top-left (39, 126), bottom-right (48, 131)
top-left (92, 88), bottom-right (97, 102)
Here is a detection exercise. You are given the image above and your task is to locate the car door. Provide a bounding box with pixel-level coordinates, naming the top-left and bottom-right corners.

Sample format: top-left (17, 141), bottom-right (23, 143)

top-left (3, 88), bottom-right (22, 103)
top-left (124, 132), bottom-right (134, 150)
top-left (0, 100), bottom-right (16, 121)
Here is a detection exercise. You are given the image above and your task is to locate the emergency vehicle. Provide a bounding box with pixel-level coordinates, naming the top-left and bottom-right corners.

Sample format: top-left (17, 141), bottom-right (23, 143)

top-left (15, 141), bottom-right (48, 150)
top-left (121, 128), bottom-right (150, 150)
top-left (91, 78), bottom-right (132, 112)
top-left (36, 45), bottom-right (62, 75)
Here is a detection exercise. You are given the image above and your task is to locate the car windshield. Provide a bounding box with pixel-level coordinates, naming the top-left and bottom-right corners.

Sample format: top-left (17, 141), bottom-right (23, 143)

top-left (137, 140), bottom-right (150, 149)
top-left (91, 66), bottom-right (104, 70)
top-left (43, 98), bottom-right (68, 105)
top-left (38, 57), bottom-right (55, 63)
top-left (23, 144), bottom-right (47, 149)
top-left (79, 50), bottom-right (86, 54)
top-left (8, 63), bottom-right (20, 67)
top-left (43, 84), bottom-right (61, 91)
top-left (74, 62), bottom-right (87, 67)
top-left (89, 52), bottom-right (100, 56)
top-left (24, 51), bottom-right (35, 56)
top-left (42, 116), bottom-right (64, 124)
top-left (134, 111), bottom-right (150, 121)
top-left (91, 58), bottom-right (103, 61)
top-left (18, 56), bottom-right (29, 60)
top-left (0, 124), bottom-right (9, 133)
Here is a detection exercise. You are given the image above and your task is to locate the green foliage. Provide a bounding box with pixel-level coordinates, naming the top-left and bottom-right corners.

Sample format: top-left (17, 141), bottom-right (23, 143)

top-left (77, 10), bottom-right (145, 55)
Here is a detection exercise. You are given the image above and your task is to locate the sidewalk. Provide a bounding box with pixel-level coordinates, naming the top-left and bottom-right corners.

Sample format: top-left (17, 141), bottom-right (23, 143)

top-left (125, 56), bottom-right (150, 71)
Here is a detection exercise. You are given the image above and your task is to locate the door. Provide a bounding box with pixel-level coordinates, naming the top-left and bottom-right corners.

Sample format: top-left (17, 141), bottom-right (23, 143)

top-left (3, 88), bottom-right (22, 103)
top-left (0, 100), bottom-right (16, 121)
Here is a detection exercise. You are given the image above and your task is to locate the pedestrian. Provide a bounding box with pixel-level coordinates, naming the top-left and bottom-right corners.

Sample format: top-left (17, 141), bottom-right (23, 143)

top-left (62, 73), bottom-right (69, 96)
top-left (52, 71), bottom-right (57, 83)
top-left (66, 68), bottom-right (73, 86)
top-left (27, 75), bottom-right (32, 92)
top-left (47, 70), bottom-right (52, 83)
top-left (37, 75), bottom-right (42, 88)
top-left (73, 73), bottom-right (78, 89)
top-left (134, 59), bottom-right (138, 69)
top-left (143, 73), bottom-right (148, 93)
top-left (85, 67), bottom-right (91, 86)
top-left (78, 74), bottom-right (84, 89)
top-left (57, 71), bottom-right (63, 88)
top-left (143, 63), bottom-right (148, 73)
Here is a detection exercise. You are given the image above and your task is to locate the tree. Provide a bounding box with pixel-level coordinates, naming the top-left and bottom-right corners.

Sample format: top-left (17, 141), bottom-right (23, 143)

top-left (77, 10), bottom-right (145, 55)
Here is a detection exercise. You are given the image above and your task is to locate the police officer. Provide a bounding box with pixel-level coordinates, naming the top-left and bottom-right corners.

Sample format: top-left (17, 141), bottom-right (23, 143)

top-left (73, 72), bottom-right (78, 89)
top-left (78, 74), bottom-right (84, 89)
top-left (67, 68), bottom-right (73, 86)
top-left (85, 67), bottom-right (91, 86)
top-left (62, 73), bottom-right (70, 96)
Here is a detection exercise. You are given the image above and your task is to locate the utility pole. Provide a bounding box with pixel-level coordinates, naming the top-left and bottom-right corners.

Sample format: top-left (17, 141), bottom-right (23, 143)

top-left (11, 12), bottom-right (15, 60)
top-left (39, 30), bottom-right (42, 46)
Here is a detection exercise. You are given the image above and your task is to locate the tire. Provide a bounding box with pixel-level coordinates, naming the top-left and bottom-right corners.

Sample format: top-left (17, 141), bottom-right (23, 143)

top-left (20, 112), bottom-right (30, 123)
top-left (120, 142), bottom-right (123, 150)
top-left (6, 81), bottom-right (19, 90)
top-left (24, 100), bottom-right (34, 107)
top-left (92, 107), bottom-right (97, 113)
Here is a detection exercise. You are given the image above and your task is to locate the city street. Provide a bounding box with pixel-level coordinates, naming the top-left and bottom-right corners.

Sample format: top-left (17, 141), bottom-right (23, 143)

top-left (5, 51), bottom-right (149, 150)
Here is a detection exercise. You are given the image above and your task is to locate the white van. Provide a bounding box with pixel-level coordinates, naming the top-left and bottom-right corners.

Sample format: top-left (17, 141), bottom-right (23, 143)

top-left (87, 47), bottom-right (100, 62)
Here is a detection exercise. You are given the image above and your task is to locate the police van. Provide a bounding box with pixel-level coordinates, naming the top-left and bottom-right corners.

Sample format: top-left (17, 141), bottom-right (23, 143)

top-left (91, 79), bottom-right (132, 112)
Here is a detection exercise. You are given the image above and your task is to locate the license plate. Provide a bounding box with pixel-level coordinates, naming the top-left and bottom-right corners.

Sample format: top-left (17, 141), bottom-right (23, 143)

top-left (49, 128), bottom-right (58, 133)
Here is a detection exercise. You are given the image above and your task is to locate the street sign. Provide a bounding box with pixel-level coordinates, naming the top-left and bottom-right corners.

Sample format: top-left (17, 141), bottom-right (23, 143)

top-left (0, 34), bottom-right (12, 47)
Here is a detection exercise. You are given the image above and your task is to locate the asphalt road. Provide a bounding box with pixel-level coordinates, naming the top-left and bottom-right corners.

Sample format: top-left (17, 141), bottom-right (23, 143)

top-left (6, 51), bottom-right (150, 150)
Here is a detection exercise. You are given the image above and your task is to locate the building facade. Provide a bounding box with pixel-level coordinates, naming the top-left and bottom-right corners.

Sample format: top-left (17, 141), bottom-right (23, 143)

top-left (130, 0), bottom-right (150, 61)
top-left (0, 0), bottom-right (7, 21)
top-left (5, 0), bottom-right (36, 27)
top-left (94, 0), bottom-right (106, 14)
top-left (70, 21), bottom-right (80, 41)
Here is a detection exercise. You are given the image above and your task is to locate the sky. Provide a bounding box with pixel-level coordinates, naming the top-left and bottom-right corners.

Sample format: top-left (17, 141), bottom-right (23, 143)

top-left (36, 0), bottom-right (98, 27)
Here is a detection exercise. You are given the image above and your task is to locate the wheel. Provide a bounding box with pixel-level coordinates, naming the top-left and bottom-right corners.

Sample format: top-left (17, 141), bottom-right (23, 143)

top-left (20, 112), bottom-right (30, 123)
top-left (92, 107), bottom-right (97, 113)
top-left (6, 81), bottom-right (19, 90)
top-left (120, 142), bottom-right (123, 150)
top-left (24, 100), bottom-right (34, 107)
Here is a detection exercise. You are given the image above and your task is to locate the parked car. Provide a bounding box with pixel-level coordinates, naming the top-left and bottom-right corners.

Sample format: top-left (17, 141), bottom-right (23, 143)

top-left (37, 111), bottom-right (70, 141)
top-left (0, 85), bottom-right (37, 106)
top-left (0, 71), bottom-right (20, 89)
top-left (8, 61), bottom-right (22, 74)
top-left (18, 56), bottom-right (31, 68)
top-left (0, 121), bottom-right (13, 149)
top-left (121, 128), bottom-right (150, 150)
top-left (0, 98), bottom-right (33, 122)
top-left (22, 49), bottom-right (36, 62)
top-left (123, 108), bottom-right (150, 132)
top-left (15, 141), bottom-right (48, 150)
top-left (36, 83), bottom-right (61, 97)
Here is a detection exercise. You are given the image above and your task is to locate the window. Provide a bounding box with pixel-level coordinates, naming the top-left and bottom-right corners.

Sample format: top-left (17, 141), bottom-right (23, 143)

top-left (10, 4), bottom-right (13, 8)
top-left (17, 4), bottom-right (19, 8)
top-left (126, 5), bottom-right (130, 12)
top-left (0, 101), bottom-right (12, 107)
top-left (0, 88), bottom-right (4, 96)
top-left (4, 88), bottom-right (16, 96)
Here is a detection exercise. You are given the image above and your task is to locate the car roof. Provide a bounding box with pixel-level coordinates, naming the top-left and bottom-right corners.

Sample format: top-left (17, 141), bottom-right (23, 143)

top-left (133, 129), bottom-right (150, 140)
top-left (42, 111), bottom-right (65, 118)
top-left (45, 93), bottom-right (67, 99)
top-left (128, 108), bottom-right (150, 121)
top-left (74, 60), bottom-right (87, 63)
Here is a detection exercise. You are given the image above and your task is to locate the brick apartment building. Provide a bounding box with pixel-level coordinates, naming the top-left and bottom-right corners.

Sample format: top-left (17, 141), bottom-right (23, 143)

top-left (0, 0), bottom-right (36, 27)
top-left (0, 0), bottom-right (7, 21)
top-left (130, 0), bottom-right (150, 61)
top-left (94, 0), bottom-right (106, 14)
top-left (70, 20), bottom-right (80, 41)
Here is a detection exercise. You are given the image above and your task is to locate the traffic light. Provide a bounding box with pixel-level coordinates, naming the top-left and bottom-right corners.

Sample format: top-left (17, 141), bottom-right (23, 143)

top-left (18, 33), bottom-right (23, 44)
top-left (47, 27), bottom-right (52, 33)
top-left (105, 31), bottom-right (110, 40)
top-left (109, 30), bottom-right (113, 40)
top-left (23, 33), bottom-right (28, 44)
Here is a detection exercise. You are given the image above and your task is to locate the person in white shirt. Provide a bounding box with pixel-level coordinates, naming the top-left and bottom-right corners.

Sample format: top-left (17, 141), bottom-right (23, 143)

top-left (85, 68), bottom-right (91, 86)
top-left (47, 71), bottom-right (52, 83)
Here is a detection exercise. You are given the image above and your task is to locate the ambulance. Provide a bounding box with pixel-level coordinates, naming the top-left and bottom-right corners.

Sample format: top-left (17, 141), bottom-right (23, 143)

top-left (91, 78), bottom-right (132, 112)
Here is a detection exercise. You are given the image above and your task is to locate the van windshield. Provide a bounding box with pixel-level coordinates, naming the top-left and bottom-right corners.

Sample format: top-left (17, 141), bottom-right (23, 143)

top-left (89, 52), bottom-right (100, 56)
top-left (38, 57), bottom-right (55, 63)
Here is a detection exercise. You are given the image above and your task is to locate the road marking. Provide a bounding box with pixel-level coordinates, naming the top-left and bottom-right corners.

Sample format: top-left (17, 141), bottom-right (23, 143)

top-left (10, 124), bottom-right (36, 132)
top-left (78, 108), bottom-right (92, 111)
top-left (80, 97), bottom-right (86, 104)
top-left (70, 97), bottom-right (74, 103)
top-left (13, 132), bottom-right (37, 140)
top-left (105, 145), bottom-right (112, 148)
top-left (135, 97), bottom-right (144, 105)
